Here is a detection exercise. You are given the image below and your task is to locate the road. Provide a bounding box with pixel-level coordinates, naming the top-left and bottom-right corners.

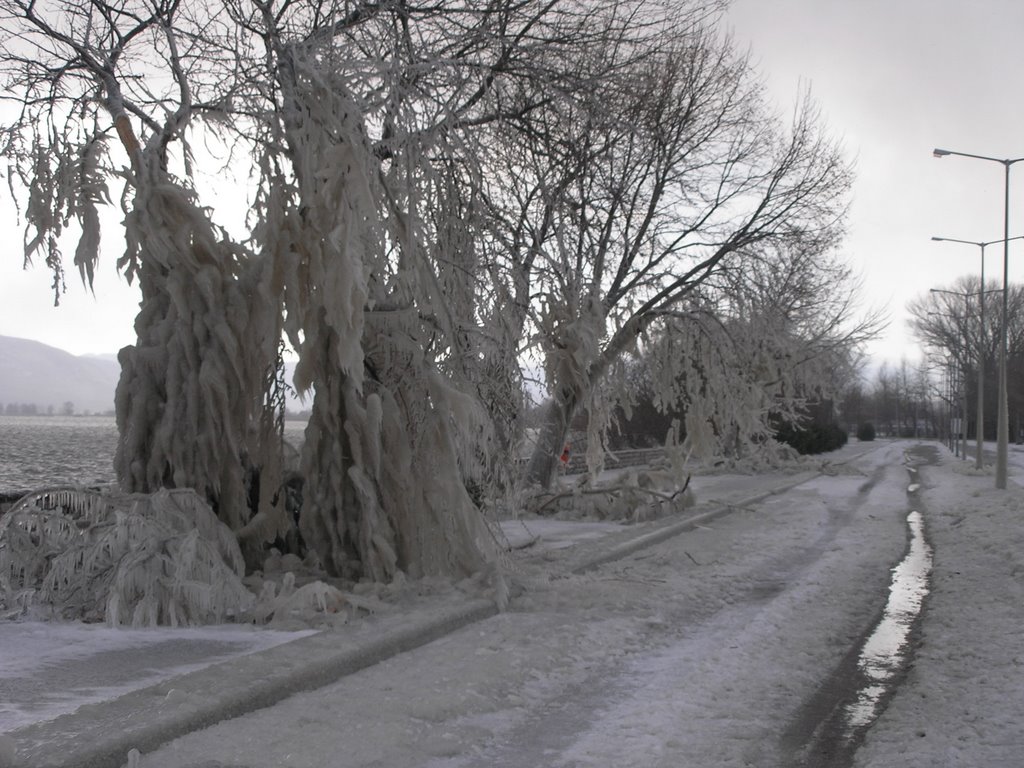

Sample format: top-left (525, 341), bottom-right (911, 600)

top-left (136, 442), bottom-right (925, 768)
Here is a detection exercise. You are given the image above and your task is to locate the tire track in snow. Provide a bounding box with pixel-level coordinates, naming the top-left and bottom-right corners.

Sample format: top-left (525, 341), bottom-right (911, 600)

top-left (779, 444), bottom-right (935, 767)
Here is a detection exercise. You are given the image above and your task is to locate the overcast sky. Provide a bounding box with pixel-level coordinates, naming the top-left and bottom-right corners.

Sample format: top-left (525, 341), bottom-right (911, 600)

top-left (3, 0), bottom-right (1024, 368)
top-left (727, 0), bottom-right (1024, 367)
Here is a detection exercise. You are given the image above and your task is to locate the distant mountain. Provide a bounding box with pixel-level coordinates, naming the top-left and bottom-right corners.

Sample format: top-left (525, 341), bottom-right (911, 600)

top-left (0, 335), bottom-right (120, 415)
top-left (0, 335), bottom-right (306, 416)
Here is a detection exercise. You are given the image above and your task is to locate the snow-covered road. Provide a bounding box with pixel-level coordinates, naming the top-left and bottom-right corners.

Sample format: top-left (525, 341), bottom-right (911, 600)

top-left (8, 439), bottom-right (1024, 768)
top-left (128, 442), bottom-right (920, 767)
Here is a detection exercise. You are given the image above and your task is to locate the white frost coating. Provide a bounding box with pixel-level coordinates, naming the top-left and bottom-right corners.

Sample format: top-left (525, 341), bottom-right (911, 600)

top-left (70, 134), bottom-right (111, 289)
top-left (0, 487), bottom-right (253, 627)
top-left (639, 314), bottom-right (811, 466)
top-left (257, 50), bottom-right (498, 586)
top-left (527, 294), bottom-right (607, 486)
top-left (249, 572), bottom-right (347, 625)
top-left (114, 159), bottom-right (284, 540)
top-left (683, 402), bottom-right (717, 466)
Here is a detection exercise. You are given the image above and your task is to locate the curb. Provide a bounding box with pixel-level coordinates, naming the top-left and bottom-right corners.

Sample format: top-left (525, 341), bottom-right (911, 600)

top-left (9, 598), bottom-right (498, 768)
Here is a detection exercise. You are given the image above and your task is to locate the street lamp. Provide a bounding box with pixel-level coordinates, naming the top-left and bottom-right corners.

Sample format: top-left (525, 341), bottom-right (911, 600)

top-left (935, 353), bottom-right (964, 457)
top-left (933, 148), bottom-right (1024, 489)
top-left (931, 235), bottom-right (1024, 469)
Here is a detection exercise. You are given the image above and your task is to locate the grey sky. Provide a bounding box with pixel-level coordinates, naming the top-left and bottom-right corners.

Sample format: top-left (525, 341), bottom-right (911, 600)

top-left (727, 0), bottom-right (1024, 365)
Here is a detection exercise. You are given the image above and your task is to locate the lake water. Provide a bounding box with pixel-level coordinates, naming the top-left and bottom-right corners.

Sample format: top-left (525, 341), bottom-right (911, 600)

top-left (0, 415), bottom-right (119, 491)
top-left (0, 416), bottom-right (307, 493)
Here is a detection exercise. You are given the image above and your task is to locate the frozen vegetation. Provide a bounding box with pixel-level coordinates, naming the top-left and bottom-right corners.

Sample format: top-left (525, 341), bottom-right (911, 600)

top-left (0, 0), bottom-right (878, 610)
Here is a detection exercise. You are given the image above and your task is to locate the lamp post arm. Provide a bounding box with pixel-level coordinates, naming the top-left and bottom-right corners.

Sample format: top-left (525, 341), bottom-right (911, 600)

top-left (931, 235), bottom-right (1024, 248)
top-left (933, 148), bottom-right (1024, 166)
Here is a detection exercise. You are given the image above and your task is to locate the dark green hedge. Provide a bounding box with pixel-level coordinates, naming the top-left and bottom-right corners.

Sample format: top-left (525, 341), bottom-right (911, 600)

top-left (775, 422), bottom-right (849, 455)
top-left (856, 422), bottom-right (876, 441)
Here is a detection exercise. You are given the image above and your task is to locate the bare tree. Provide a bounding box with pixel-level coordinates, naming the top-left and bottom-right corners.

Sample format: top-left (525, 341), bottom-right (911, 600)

top-left (909, 277), bottom-right (1024, 442)
top-left (907, 276), bottom-right (1011, 371)
top-left (487, 13), bottom-right (856, 487)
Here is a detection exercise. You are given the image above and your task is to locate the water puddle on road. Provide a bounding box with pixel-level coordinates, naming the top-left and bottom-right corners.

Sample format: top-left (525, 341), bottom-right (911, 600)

top-left (783, 462), bottom-right (934, 767)
top-left (841, 509), bottom-right (933, 734)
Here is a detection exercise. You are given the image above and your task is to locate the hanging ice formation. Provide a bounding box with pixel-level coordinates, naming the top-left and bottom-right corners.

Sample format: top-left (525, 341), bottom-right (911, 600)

top-left (260, 53), bottom-right (498, 584)
top-left (0, 487), bottom-right (254, 626)
top-left (114, 157), bottom-right (286, 548)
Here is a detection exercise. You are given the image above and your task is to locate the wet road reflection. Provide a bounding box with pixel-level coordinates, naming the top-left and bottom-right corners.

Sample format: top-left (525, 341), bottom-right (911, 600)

top-left (842, 510), bottom-right (933, 733)
top-left (784, 449), bottom-right (935, 767)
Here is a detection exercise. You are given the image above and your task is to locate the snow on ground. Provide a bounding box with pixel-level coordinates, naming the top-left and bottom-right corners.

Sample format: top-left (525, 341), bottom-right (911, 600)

top-left (85, 441), bottom-right (911, 767)
top-left (0, 623), bottom-right (316, 732)
top-left (0, 444), bottom-right (835, 738)
top-left (3, 439), bottom-right (1024, 767)
top-left (854, 444), bottom-right (1024, 767)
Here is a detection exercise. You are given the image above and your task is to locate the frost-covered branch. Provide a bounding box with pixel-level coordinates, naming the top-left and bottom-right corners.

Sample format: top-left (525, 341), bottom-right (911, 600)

top-left (0, 488), bottom-right (253, 626)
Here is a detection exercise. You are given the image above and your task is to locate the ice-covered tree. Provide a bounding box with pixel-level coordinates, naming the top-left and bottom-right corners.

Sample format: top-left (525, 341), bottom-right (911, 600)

top-left (479, 7), bottom-right (858, 488)
top-left (714, 240), bottom-right (882, 401)
top-left (0, 0), bottom-right (504, 582)
top-left (1, 0), bottom-right (635, 585)
top-left (238, 0), bottom-right (631, 579)
top-left (0, 0), bottom-right (288, 553)
top-left (0, 487), bottom-right (255, 625)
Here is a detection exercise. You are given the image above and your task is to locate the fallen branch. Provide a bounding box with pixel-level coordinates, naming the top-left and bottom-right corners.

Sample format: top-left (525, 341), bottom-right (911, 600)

top-left (531, 474), bottom-right (691, 516)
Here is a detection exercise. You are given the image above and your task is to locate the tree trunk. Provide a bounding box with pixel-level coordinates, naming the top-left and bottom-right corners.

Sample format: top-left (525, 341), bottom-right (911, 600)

top-left (269, 56), bottom-right (497, 582)
top-left (525, 314), bottom-right (644, 489)
top-left (525, 389), bottom-right (578, 490)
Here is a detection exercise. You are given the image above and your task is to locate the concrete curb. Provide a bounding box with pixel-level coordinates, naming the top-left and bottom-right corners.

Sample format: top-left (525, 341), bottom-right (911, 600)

top-left (9, 598), bottom-right (498, 768)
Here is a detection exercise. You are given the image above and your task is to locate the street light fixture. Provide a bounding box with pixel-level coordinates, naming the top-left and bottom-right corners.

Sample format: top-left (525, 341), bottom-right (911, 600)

top-left (933, 148), bottom-right (1024, 489)
top-left (931, 235), bottom-right (1024, 469)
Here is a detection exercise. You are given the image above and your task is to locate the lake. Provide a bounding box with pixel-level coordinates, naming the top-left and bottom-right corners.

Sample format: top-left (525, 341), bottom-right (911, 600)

top-left (0, 416), bottom-right (308, 493)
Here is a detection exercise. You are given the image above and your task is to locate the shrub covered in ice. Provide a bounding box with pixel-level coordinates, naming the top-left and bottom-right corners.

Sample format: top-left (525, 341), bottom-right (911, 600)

top-left (0, 487), bottom-right (254, 626)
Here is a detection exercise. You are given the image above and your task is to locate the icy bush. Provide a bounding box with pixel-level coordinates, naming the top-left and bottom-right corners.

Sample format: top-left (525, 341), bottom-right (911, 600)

top-left (0, 487), bottom-right (254, 626)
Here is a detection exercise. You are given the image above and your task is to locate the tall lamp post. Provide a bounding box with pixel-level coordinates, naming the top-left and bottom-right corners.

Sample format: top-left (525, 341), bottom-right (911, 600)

top-left (933, 148), bottom-right (1024, 489)
top-left (930, 235), bottom-right (1024, 469)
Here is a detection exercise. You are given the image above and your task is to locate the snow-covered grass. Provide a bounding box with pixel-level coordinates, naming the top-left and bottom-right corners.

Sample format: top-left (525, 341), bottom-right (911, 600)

top-left (3, 438), bottom-right (1023, 767)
